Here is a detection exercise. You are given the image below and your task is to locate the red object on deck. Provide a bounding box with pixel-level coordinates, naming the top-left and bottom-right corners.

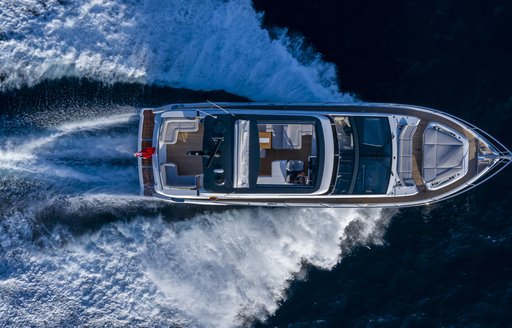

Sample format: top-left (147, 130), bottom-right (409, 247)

top-left (134, 147), bottom-right (155, 159)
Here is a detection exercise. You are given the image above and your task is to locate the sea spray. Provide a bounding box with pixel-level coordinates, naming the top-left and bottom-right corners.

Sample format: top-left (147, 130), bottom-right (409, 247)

top-left (0, 0), bottom-right (351, 102)
top-left (1, 201), bottom-right (388, 327)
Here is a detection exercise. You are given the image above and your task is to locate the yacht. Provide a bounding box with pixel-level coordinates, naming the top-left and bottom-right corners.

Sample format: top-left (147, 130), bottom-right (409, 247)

top-left (137, 102), bottom-right (511, 207)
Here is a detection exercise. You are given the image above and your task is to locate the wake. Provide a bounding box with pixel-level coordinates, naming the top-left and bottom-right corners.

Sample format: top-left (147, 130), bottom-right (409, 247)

top-left (1, 203), bottom-right (390, 328)
top-left (0, 113), bottom-right (139, 195)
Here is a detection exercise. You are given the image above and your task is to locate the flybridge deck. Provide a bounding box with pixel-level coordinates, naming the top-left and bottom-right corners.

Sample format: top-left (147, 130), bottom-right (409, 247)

top-left (137, 103), bottom-right (511, 207)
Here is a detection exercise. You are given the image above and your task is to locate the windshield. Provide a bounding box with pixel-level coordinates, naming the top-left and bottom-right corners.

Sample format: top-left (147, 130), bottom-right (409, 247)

top-left (332, 116), bottom-right (392, 194)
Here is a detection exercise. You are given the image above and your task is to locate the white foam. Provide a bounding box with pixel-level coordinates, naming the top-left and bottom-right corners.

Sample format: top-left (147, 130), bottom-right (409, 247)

top-left (0, 113), bottom-right (135, 162)
top-left (57, 113), bottom-right (135, 132)
top-left (0, 0), bottom-right (352, 102)
top-left (0, 113), bottom-right (138, 191)
top-left (0, 207), bottom-right (387, 327)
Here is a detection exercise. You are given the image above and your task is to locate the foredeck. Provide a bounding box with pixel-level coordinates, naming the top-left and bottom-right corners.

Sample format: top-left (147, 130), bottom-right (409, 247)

top-left (333, 107), bottom-right (478, 204)
top-left (140, 110), bottom-right (155, 196)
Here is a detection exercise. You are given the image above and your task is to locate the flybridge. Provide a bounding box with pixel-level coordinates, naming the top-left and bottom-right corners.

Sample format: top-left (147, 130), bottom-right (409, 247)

top-left (138, 102), bottom-right (511, 207)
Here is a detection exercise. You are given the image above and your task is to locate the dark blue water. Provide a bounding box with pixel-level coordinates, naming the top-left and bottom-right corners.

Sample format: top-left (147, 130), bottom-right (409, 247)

top-left (1, 0), bottom-right (511, 327)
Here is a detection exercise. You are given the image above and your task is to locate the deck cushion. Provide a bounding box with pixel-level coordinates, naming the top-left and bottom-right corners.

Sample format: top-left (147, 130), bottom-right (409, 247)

top-left (160, 163), bottom-right (196, 187)
top-left (422, 123), bottom-right (469, 190)
top-left (160, 119), bottom-right (198, 144)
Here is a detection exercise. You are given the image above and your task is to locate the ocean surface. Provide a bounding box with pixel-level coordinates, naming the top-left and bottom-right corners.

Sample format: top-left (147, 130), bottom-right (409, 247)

top-left (1, 0), bottom-right (511, 327)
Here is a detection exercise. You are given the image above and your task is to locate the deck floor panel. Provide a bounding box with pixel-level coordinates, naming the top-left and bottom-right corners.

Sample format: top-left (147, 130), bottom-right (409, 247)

top-left (259, 135), bottom-right (312, 176)
top-left (142, 167), bottom-right (154, 196)
top-left (140, 110), bottom-right (155, 195)
top-left (142, 110), bottom-right (155, 140)
top-left (412, 120), bottom-right (427, 192)
top-left (166, 125), bottom-right (204, 176)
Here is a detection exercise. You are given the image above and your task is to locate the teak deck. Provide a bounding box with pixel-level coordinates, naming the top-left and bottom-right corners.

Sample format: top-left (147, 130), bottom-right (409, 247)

top-left (259, 135), bottom-right (312, 176)
top-left (140, 110), bottom-right (155, 196)
top-left (166, 125), bottom-right (205, 176)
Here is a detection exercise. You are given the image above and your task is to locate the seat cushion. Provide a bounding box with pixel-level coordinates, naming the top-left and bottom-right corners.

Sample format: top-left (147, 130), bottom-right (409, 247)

top-left (161, 163), bottom-right (196, 187)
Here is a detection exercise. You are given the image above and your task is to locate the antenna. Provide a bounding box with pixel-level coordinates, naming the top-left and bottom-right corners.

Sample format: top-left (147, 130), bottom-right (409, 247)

top-left (196, 109), bottom-right (217, 119)
top-left (207, 100), bottom-right (235, 117)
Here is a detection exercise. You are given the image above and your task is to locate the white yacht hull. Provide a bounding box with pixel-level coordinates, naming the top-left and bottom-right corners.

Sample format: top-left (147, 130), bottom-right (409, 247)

top-left (137, 102), bottom-right (511, 208)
